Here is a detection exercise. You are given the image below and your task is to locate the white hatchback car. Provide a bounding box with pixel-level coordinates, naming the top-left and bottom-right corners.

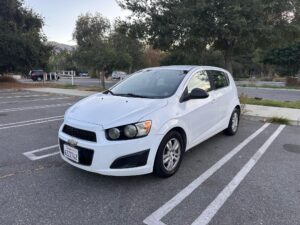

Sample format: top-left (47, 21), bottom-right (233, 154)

top-left (58, 66), bottom-right (240, 177)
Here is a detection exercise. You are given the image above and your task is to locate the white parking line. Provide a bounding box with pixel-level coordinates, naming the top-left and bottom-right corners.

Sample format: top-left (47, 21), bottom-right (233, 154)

top-left (0, 88), bottom-right (22, 90)
top-left (0, 115), bottom-right (64, 127)
top-left (0, 94), bottom-right (49, 99)
top-left (0, 97), bottom-right (70, 105)
top-left (0, 115), bottom-right (64, 130)
top-left (0, 92), bottom-right (32, 95)
top-left (191, 125), bottom-right (285, 225)
top-left (0, 89), bottom-right (19, 93)
top-left (23, 145), bottom-right (59, 160)
top-left (143, 123), bottom-right (270, 225)
top-left (0, 103), bottom-right (72, 113)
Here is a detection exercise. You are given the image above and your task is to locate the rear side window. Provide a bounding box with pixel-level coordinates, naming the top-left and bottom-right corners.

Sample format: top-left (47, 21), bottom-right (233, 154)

top-left (187, 70), bottom-right (211, 93)
top-left (207, 70), bottom-right (229, 90)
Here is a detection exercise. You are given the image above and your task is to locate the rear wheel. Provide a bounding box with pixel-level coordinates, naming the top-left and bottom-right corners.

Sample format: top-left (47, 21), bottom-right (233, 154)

top-left (154, 131), bottom-right (184, 178)
top-left (224, 108), bottom-right (240, 136)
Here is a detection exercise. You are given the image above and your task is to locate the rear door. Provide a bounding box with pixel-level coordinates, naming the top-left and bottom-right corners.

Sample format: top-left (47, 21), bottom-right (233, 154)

top-left (207, 70), bottom-right (231, 126)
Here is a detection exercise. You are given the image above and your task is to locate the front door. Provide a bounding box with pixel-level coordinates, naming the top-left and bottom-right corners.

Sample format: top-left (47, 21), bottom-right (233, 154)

top-left (179, 70), bottom-right (219, 146)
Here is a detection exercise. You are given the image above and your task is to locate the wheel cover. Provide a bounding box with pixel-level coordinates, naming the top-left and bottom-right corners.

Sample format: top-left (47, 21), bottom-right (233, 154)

top-left (162, 138), bottom-right (181, 171)
top-left (231, 112), bottom-right (239, 132)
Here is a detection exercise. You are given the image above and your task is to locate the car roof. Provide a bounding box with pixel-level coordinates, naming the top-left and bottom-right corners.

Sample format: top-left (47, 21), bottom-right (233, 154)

top-left (146, 65), bottom-right (198, 71)
top-left (144, 65), bottom-right (229, 73)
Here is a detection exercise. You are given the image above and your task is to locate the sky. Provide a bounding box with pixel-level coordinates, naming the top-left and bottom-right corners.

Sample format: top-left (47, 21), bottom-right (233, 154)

top-left (24, 0), bottom-right (130, 45)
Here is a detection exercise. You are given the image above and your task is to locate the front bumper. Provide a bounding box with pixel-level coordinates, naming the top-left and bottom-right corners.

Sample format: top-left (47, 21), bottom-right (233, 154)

top-left (58, 120), bottom-right (163, 176)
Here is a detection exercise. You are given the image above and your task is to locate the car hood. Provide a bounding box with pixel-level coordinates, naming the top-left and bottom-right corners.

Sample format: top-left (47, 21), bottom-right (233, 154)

top-left (66, 93), bottom-right (168, 128)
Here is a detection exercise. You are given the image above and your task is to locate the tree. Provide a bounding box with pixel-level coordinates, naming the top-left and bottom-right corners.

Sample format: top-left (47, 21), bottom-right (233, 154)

top-left (73, 13), bottom-right (146, 88)
top-left (263, 43), bottom-right (300, 76)
top-left (0, 0), bottom-right (52, 74)
top-left (48, 50), bottom-right (78, 72)
top-left (118, 0), bottom-right (300, 74)
top-left (73, 13), bottom-right (112, 89)
top-left (143, 47), bottom-right (164, 67)
top-left (110, 20), bottom-right (144, 72)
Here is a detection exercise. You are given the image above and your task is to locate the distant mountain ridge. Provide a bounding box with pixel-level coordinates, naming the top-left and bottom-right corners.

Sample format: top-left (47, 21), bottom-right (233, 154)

top-left (48, 41), bottom-right (76, 52)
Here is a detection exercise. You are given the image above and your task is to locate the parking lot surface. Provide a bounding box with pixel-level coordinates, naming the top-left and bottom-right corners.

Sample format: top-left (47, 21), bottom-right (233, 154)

top-left (0, 89), bottom-right (299, 225)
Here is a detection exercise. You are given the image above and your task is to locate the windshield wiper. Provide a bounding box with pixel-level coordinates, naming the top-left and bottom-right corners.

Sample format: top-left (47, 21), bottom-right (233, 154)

top-left (117, 93), bottom-right (150, 98)
top-left (103, 90), bottom-right (114, 95)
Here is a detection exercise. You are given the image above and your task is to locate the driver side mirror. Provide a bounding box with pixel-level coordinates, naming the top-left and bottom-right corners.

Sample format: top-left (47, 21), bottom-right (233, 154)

top-left (181, 88), bottom-right (209, 102)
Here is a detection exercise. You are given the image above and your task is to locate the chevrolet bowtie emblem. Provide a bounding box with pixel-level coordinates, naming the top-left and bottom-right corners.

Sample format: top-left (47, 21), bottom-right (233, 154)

top-left (67, 139), bottom-right (78, 146)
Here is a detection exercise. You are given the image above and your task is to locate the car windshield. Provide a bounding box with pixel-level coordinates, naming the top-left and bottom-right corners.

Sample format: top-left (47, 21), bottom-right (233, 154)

top-left (109, 69), bottom-right (187, 98)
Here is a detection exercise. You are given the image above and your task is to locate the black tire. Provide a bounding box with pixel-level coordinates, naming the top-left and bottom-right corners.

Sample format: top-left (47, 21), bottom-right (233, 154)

top-left (154, 131), bottom-right (184, 178)
top-left (224, 108), bottom-right (240, 136)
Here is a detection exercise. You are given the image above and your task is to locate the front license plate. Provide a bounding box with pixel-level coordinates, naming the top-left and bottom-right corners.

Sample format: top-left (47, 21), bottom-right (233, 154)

top-left (64, 144), bottom-right (79, 162)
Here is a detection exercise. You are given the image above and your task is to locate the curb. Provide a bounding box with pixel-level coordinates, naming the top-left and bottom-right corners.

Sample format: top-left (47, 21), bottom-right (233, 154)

top-left (242, 104), bottom-right (300, 127)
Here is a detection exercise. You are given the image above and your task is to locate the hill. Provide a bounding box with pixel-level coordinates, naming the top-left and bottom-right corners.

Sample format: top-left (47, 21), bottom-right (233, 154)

top-left (48, 41), bottom-right (76, 52)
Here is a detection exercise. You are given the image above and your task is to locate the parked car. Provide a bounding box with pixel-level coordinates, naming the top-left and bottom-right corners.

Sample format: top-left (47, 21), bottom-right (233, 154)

top-left (79, 72), bottom-right (89, 77)
top-left (58, 65), bottom-right (240, 177)
top-left (112, 71), bottom-right (127, 79)
top-left (29, 70), bottom-right (45, 81)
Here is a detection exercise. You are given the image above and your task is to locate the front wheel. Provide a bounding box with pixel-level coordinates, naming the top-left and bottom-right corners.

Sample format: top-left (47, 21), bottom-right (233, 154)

top-left (224, 108), bottom-right (240, 136)
top-left (154, 131), bottom-right (184, 178)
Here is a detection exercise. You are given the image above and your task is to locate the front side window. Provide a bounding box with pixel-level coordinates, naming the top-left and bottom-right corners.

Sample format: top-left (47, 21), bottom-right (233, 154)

top-left (110, 69), bottom-right (187, 98)
top-left (207, 70), bottom-right (229, 89)
top-left (187, 70), bottom-right (211, 94)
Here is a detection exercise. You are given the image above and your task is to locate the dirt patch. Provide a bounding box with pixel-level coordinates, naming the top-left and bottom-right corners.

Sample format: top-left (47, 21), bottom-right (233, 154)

top-left (0, 81), bottom-right (75, 90)
top-left (0, 76), bottom-right (18, 83)
top-left (0, 79), bottom-right (103, 92)
top-left (0, 82), bottom-right (41, 89)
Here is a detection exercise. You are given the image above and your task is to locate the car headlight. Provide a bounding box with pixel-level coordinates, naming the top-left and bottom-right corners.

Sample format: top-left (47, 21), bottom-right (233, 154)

top-left (106, 120), bottom-right (152, 140)
top-left (108, 128), bottom-right (121, 140)
top-left (124, 125), bottom-right (138, 138)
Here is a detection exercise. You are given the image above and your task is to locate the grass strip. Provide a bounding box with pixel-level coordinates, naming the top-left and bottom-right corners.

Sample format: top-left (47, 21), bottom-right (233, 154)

top-left (267, 117), bottom-right (291, 125)
top-left (240, 94), bottom-right (300, 109)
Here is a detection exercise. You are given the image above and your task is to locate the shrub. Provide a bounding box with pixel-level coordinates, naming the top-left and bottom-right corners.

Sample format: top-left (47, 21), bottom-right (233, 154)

top-left (267, 117), bottom-right (290, 125)
top-left (286, 77), bottom-right (300, 87)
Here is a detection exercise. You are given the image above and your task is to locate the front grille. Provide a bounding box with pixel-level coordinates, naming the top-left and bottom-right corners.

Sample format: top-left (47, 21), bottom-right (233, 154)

top-left (59, 139), bottom-right (94, 166)
top-left (62, 125), bottom-right (97, 142)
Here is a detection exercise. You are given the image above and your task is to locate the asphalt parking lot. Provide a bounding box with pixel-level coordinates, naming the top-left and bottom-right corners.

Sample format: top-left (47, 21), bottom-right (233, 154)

top-left (0, 89), bottom-right (300, 225)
